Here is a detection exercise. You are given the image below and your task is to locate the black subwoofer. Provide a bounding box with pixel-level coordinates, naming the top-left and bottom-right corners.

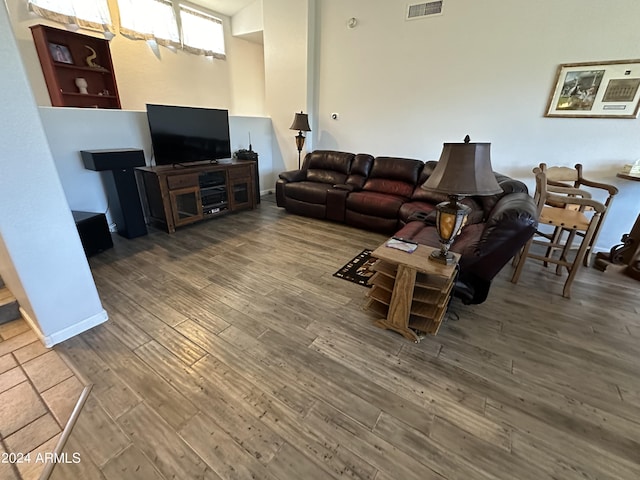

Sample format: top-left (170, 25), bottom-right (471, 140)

top-left (72, 211), bottom-right (113, 257)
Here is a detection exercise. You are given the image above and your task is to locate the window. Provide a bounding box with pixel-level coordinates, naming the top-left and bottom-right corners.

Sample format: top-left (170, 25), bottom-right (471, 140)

top-left (28, 0), bottom-right (226, 59)
top-left (117, 0), bottom-right (180, 47)
top-left (27, 0), bottom-right (113, 32)
top-left (116, 0), bottom-right (225, 58)
top-left (179, 5), bottom-right (226, 59)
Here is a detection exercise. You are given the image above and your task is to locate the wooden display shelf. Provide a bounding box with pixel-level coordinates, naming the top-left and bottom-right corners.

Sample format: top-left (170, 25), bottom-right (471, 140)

top-left (415, 272), bottom-right (451, 290)
top-left (371, 259), bottom-right (398, 278)
top-left (367, 285), bottom-right (392, 306)
top-left (408, 310), bottom-right (448, 335)
top-left (30, 24), bottom-right (121, 109)
top-left (54, 63), bottom-right (111, 74)
top-left (62, 92), bottom-right (117, 99)
top-left (365, 298), bottom-right (389, 318)
top-left (414, 280), bottom-right (454, 307)
top-left (367, 272), bottom-right (394, 292)
top-left (365, 240), bottom-right (458, 341)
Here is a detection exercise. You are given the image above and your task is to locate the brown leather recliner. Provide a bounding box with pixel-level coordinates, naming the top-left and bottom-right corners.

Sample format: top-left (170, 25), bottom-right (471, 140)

top-left (276, 151), bottom-right (375, 222)
top-left (276, 150), bottom-right (355, 219)
top-left (396, 190), bottom-right (537, 305)
top-left (345, 156), bottom-right (425, 233)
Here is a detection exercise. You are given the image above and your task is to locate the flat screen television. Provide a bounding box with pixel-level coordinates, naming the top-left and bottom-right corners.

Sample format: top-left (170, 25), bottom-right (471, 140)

top-left (146, 104), bottom-right (231, 166)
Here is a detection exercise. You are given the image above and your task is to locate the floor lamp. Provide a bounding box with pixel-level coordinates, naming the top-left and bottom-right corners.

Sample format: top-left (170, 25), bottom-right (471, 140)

top-left (289, 111), bottom-right (311, 169)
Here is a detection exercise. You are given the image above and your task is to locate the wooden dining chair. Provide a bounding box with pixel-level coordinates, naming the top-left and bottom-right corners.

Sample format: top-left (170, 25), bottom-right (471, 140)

top-left (511, 166), bottom-right (608, 298)
top-left (536, 163), bottom-right (618, 268)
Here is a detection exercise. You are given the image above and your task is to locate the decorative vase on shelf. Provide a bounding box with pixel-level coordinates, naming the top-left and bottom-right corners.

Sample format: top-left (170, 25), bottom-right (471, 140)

top-left (75, 77), bottom-right (88, 94)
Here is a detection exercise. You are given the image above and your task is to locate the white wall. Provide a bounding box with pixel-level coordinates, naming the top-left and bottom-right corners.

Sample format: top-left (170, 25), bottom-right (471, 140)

top-left (6, 0), bottom-right (266, 115)
top-left (228, 35), bottom-right (266, 116)
top-left (38, 108), bottom-right (153, 228)
top-left (38, 108), bottom-right (274, 226)
top-left (232, 0), bottom-right (263, 37)
top-left (263, 0), bottom-right (313, 172)
top-left (0, 3), bottom-right (107, 347)
top-left (230, 115), bottom-right (276, 191)
top-left (314, 0), bottom-right (640, 251)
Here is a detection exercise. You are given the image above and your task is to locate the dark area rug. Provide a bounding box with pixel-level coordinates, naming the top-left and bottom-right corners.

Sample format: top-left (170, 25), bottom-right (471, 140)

top-left (333, 249), bottom-right (375, 287)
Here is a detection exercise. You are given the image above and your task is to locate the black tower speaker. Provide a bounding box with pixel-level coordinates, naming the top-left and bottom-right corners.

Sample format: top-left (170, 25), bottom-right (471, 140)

top-left (81, 149), bottom-right (148, 239)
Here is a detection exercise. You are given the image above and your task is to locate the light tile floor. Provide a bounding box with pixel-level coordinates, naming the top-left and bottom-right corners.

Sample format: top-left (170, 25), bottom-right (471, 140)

top-left (0, 318), bottom-right (85, 480)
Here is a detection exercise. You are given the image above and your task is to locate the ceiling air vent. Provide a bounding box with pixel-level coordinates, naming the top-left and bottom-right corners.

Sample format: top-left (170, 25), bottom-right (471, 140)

top-left (406, 1), bottom-right (443, 20)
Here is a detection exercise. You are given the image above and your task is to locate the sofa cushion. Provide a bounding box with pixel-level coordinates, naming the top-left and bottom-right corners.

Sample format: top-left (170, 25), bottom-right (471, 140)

top-left (347, 191), bottom-right (406, 218)
top-left (305, 150), bottom-right (354, 185)
top-left (346, 154), bottom-right (374, 189)
top-left (399, 197), bottom-right (485, 225)
top-left (363, 178), bottom-right (416, 198)
top-left (411, 161), bottom-right (446, 201)
top-left (362, 157), bottom-right (424, 198)
top-left (285, 197), bottom-right (326, 219)
top-left (284, 181), bottom-right (334, 204)
top-left (369, 157), bottom-right (424, 182)
top-left (279, 169), bottom-right (307, 183)
top-left (394, 221), bottom-right (485, 256)
top-left (345, 210), bottom-right (399, 233)
top-left (307, 169), bottom-right (349, 185)
top-left (398, 201), bottom-right (437, 223)
top-left (305, 150), bottom-right (354, 172)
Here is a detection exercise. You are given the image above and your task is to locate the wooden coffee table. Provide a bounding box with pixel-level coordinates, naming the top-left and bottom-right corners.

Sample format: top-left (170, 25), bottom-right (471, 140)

top-left (365, 240), bottom-right (459, 342)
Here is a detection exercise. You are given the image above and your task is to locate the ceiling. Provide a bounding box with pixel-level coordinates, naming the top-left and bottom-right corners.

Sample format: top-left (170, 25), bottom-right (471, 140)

top-left (189, 0), bottom-right (257, 17)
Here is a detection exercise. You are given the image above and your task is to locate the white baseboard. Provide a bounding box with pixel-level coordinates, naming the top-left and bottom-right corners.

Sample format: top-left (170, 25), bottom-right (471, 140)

top-left (20, 307), bottom-right (108, 348)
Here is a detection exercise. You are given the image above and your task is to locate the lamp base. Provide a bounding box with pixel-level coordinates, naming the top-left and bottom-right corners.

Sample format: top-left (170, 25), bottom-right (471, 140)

top-left (429, 249), bottom-right (457, 265)
top-left (295, 132), bottom-right (306, 170)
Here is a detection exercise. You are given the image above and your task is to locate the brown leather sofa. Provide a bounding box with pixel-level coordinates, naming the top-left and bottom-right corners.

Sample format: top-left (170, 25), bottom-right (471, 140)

top-left (276, 150), bottom-right (537, 304)
top-left (345, 156), bottom-right (425, 232)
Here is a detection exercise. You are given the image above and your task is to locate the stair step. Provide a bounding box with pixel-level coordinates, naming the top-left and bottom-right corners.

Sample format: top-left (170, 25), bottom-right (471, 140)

top-left (0, 287), bottom-right (20, 325)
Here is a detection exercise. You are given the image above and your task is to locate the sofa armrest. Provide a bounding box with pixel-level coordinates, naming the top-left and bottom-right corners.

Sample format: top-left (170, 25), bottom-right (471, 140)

top-left (276, 171), bottom-right (305, 207)
top-left (466, 193), bottom-right (537, 276)
top-left (333, 183), bottom-right (355, 192)
top-left (346, 175), bottom-right (368, 191)
top-left (279, 169), bottom-right (307, 182)
top-left (407, 210), bottom-right (436, 224)
top-left (484, 192), bottom-right (537, 233)
top-left (452, 193), bottom-right (537, 304)
top-left (326, 187), bottom-right (350, 222)
top-left (495, 175), bottom-right (529, 195)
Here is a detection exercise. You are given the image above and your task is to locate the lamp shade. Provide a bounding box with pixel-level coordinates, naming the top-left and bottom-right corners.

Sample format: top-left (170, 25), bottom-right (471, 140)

top-left (422, 136), bottom-right (502, 196)
top-left (289, 112), bottom-right (311, 132)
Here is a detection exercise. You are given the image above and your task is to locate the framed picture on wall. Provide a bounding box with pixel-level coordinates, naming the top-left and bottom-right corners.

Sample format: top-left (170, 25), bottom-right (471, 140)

top-left (48, 42), bottom-right (74, 64)
top-left (545, 59), bottom-right (640, 118)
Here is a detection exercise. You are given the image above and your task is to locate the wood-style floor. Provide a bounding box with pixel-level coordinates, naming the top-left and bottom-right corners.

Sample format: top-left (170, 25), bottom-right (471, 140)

top-left (50, 195), bottom-right (640, 479)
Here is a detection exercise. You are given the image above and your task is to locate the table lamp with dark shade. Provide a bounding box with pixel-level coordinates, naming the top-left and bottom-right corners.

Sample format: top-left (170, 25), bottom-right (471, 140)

top-left (289, 111), bottom-right (311, 169)
top-left (421, 135), bottom-right (502, 264)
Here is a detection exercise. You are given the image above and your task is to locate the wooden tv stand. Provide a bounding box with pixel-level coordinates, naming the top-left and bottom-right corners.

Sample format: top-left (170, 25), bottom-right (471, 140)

top-left (136, 160), bottom-right (256, 233)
